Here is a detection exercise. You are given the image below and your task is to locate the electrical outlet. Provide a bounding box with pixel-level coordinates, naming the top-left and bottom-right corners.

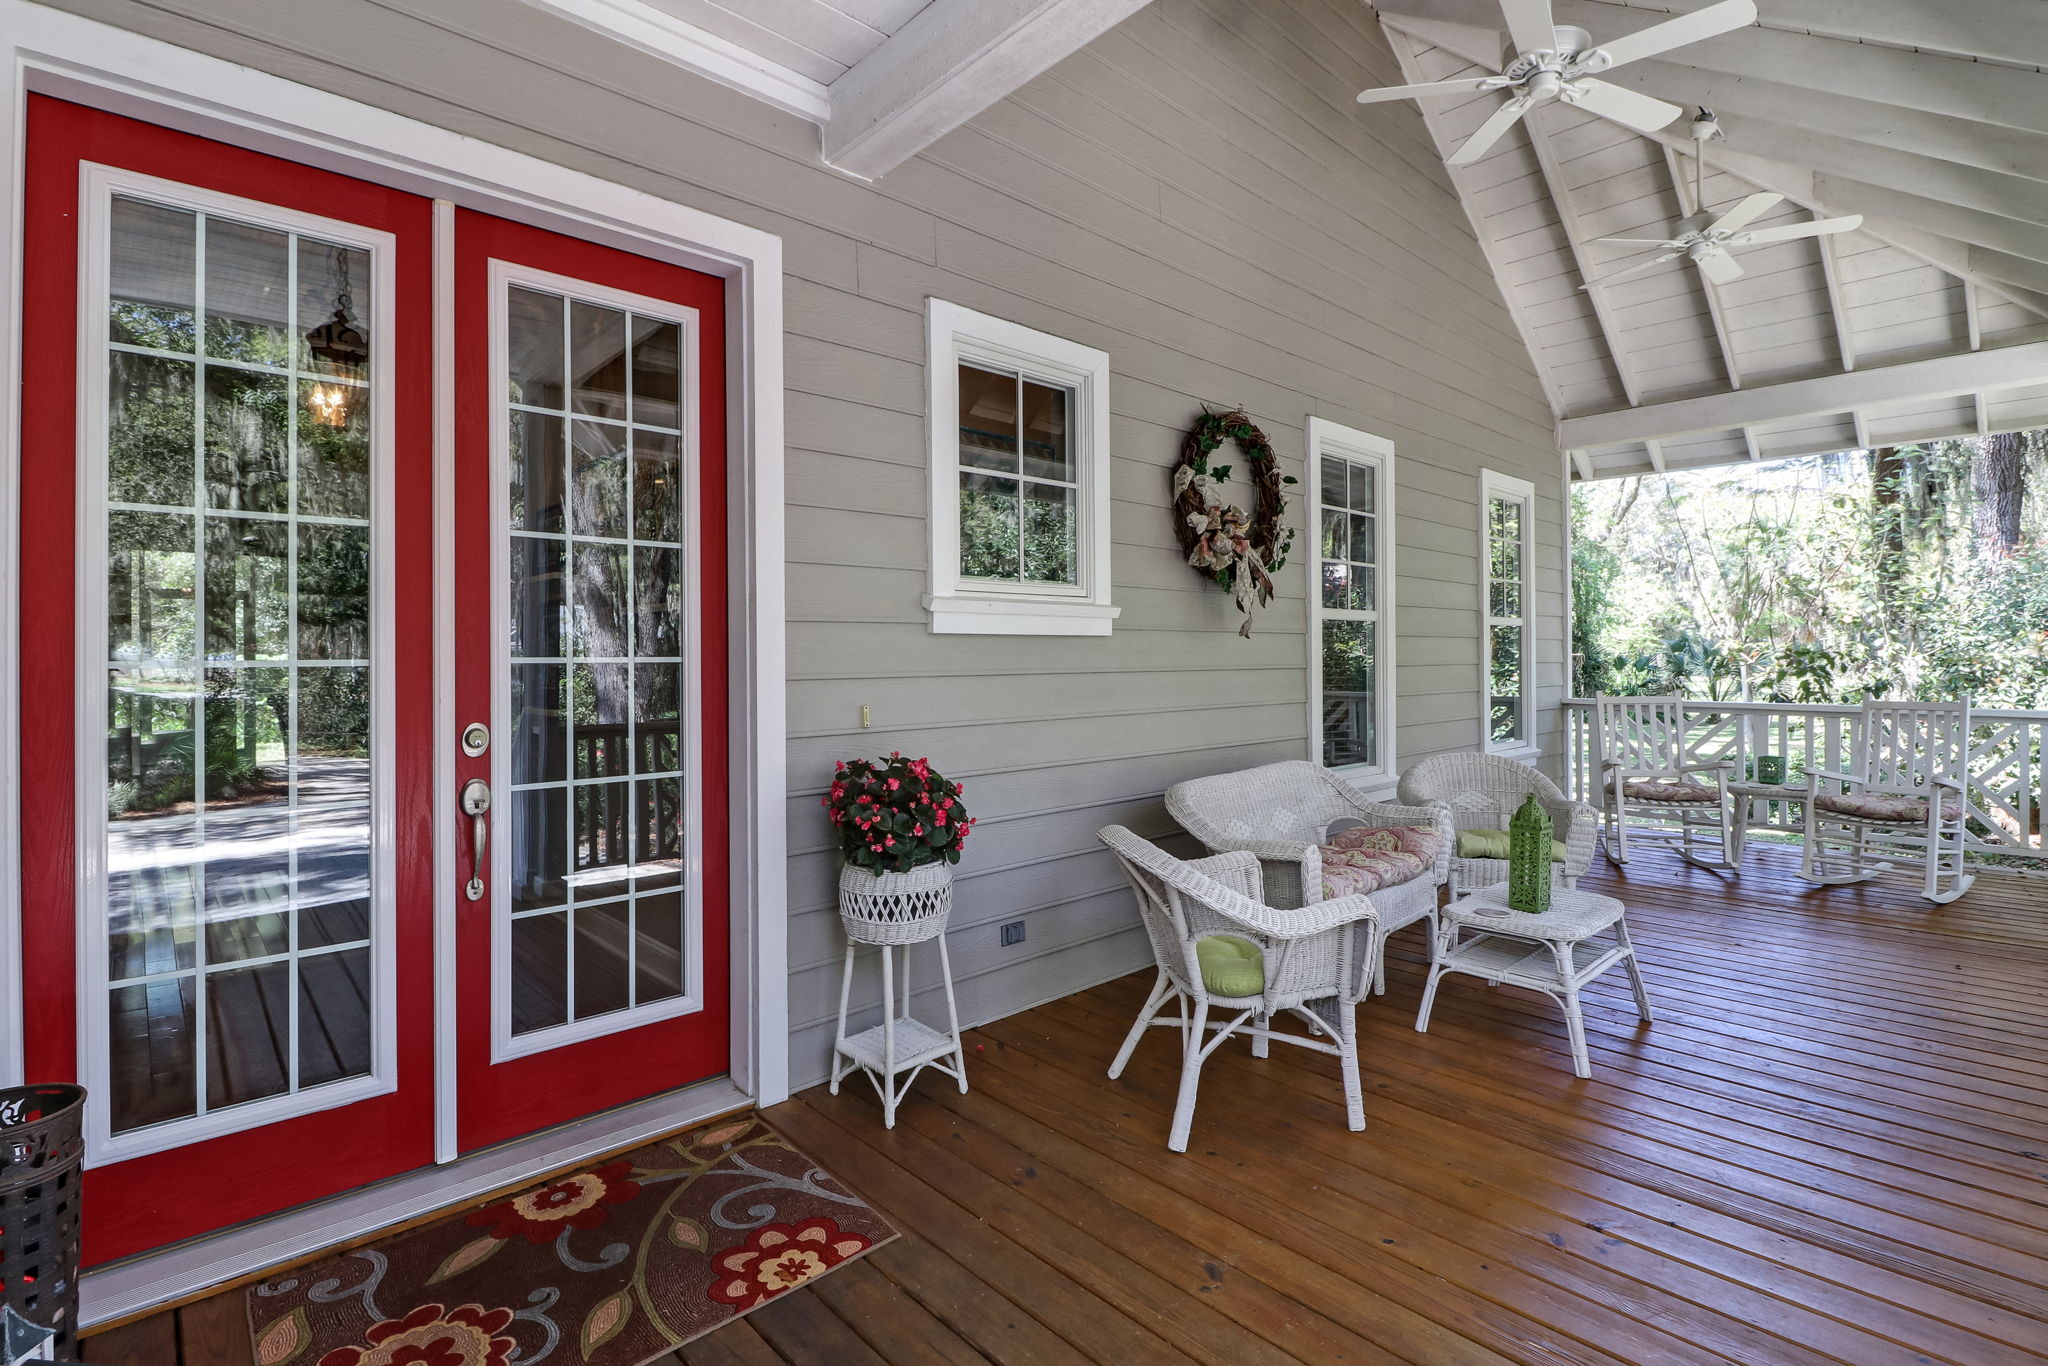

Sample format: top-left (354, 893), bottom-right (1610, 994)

top-left (1000, 920), bottom-right (1026, 947)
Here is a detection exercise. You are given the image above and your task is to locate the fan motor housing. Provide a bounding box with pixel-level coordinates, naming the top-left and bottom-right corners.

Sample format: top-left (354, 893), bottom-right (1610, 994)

top-left (1500, 24), bottom-right (1592, 77)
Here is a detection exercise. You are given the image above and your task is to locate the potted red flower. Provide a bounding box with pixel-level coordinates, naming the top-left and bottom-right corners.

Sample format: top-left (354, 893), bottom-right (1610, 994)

top-left (822, 754), bottom-right (973, 943)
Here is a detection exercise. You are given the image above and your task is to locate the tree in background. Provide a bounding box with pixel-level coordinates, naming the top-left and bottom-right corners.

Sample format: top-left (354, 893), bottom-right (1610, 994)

top-left (1573, 431), bottom-right (2048, 708)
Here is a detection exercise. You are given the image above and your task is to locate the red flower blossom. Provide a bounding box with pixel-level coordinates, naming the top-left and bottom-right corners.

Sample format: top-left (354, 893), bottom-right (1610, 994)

top-left (466, 1160), bottom-right (639, 1244)
top-left (317, 1303), bottom-right (516, 1366)
top-left (708, 1218), bottom-right (873, 1311)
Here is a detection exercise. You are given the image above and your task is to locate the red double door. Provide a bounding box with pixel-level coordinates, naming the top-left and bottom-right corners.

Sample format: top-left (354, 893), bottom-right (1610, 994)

top-left (18, 97), bottom-right (731, 1264)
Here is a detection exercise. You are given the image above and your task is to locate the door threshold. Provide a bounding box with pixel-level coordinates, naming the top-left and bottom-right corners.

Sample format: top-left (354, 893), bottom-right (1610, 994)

top-left (81, 1076), bottom-right (750, 1330)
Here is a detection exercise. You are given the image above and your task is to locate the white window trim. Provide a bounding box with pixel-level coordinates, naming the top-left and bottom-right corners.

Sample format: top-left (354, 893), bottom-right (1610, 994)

top-left (1481, 469), bottom-right (1537, 757)
top-left (1305, 418), bottom-right (1396, 785)
top-left (924, 299), bottom-right (1118, 636)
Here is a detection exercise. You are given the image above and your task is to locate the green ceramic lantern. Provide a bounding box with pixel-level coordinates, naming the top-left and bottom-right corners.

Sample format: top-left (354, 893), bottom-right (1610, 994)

top-left (1507, 792), bottom-right (1553, 914)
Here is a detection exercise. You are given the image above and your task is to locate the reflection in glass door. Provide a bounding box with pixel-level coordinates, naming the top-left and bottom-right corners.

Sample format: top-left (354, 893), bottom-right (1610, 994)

top-left (88, 174), bottom-right (392, 1159)
top-left (495, 269), bottom-right (701, 1057)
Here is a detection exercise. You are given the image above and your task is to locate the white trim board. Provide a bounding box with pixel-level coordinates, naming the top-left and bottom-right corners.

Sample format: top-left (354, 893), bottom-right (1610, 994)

top-left (0, 0), bottom-right (788, 1320)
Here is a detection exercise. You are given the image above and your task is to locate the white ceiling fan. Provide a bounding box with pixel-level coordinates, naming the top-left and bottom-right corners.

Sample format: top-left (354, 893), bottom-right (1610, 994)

top-left (1583, 192), bottom-right (1864, 289)
top-left (1357, 0), bottom-right (1757, 166)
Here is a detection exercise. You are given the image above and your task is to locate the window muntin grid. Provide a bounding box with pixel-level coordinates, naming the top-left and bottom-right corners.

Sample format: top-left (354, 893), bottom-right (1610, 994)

top-left (502, 284), bottom-right (690, 1039)
top-left (100, 192), bottom-right (378, 1136)
top-left (956, 362), bottom-right (1080, 588)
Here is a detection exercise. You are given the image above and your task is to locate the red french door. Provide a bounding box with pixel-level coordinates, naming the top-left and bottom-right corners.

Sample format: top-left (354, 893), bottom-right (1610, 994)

top-left (448, 210), bottom-right (730, 1152)
top-left (17, 97), bottom-right (732, 1265)
top-left (18, 97), bottom-right (438, 1264)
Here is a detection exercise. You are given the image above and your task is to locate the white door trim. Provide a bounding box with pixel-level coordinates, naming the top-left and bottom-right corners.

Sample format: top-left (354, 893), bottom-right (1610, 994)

top-left (0, 0), bottom-right (788, 1320)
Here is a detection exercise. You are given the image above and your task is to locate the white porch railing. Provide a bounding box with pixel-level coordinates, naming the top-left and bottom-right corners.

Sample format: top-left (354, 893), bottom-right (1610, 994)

top-left (1562, 699), bottom-right (2048, 867)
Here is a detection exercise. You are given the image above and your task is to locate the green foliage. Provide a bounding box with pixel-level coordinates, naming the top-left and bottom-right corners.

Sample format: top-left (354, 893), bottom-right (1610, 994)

top-left (1572, 435), bottom-right (2048, 707)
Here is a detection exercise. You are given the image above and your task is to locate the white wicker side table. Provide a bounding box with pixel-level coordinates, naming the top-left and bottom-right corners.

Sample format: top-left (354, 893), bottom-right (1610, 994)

top-left (1415, 882), bottom-right (1652, 1078)
top-left (830, 862), bottom-right (968, 1127)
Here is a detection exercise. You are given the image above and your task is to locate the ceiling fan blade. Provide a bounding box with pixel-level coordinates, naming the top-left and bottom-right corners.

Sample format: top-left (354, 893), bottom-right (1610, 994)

top-left (1695, 250), bottom-right (1744, 285)
top-left (1580, 252), bottom-right (1682, 290)
top-left (1498, 0), bottom-right (1560, 57)
top-left (1447, 97), bottom-right (1532, 166)
top-left (1357, 78), bottom-right (1495, 105)
top-left (1590, 0), bottom-right (1758, 71)
top-left (1734, 215), bottom-right (1865, 245)
top-left (1568, 80), bottom-right (1684, 133)
top-left (1705, 192), bottom-right (1783, 236)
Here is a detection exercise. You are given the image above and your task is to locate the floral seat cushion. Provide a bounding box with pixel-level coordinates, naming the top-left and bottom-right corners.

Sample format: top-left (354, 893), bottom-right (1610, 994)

top-left (1622, 779), bottom-right (1720, 804)
top-left (1815, 791), bottom-right (1963, 824)
top-left (1319, 825), bottom-right (1442, 900)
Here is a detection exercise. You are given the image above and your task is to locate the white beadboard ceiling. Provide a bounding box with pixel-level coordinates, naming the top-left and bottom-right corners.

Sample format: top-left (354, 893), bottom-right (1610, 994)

top-left (1367, 0), bottom-right (2048, 479)
top-left (637, 0), bottom-right (936, 84)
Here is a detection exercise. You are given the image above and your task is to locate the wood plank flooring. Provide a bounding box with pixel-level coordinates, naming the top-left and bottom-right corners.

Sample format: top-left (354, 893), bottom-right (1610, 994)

top-left (87, 848), bottom-right (2048, 1364)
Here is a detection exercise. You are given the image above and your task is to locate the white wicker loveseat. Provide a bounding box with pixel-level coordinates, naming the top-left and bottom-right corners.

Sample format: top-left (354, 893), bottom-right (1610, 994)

top-left (1098, 825), bottom-right (1382, 1151)
top-left (1396, 752), bottom-right (1598, 897)
top-left (1165, 760), bottom-right (1450, 996)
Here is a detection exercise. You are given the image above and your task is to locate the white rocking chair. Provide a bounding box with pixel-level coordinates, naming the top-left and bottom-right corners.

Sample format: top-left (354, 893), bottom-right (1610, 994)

top-left (1593, 695), bottom-right (1737, 869)
top-left (1801, 699), bottom-right (1975, 904)
top-left (1097, 825), bottom-right (1382, 1153)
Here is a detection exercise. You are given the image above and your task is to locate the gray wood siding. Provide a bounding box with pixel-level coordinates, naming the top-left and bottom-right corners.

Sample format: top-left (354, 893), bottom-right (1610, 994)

top-left (54, 0), bottom-right (1565, 1091)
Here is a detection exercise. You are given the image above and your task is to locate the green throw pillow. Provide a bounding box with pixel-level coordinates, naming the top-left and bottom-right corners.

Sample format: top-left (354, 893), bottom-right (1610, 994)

top-left (1457, 828), bottom-right (1568, 862)
top-left (1196, 934), bottom-right (1266, 998)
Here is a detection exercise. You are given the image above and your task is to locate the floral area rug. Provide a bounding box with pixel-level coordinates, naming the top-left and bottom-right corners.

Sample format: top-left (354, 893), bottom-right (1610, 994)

top-left (244, 1114), bottom-right (897, 1366)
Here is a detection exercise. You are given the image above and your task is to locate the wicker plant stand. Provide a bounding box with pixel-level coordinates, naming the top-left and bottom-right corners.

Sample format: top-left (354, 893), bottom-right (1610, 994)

top-left (1415, 883), bottom-right (1652, 1078)
top-left (830, 861), bottom-right (968, 1128)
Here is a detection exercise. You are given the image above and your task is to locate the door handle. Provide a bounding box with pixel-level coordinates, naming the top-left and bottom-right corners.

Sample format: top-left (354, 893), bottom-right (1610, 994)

top-left (461, 777), bottom-right (492, 902)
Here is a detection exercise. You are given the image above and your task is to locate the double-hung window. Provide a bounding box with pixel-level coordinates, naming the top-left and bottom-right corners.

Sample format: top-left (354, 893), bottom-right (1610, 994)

top-left (925, 300), bottom-right (1118, 636)
top-left (1482, 469), bottom-right (1535, 752)
top-left (1307, 419), bottom-right (1394, 779)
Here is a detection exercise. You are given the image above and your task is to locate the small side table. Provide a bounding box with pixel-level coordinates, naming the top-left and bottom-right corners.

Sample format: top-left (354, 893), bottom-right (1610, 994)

top-left (1729, 781), bottom-right (1807, 861)
top-left (830, 864), bottom-right (968, 1127)
top-left (1416, 883), bottom-right (1651, 1077)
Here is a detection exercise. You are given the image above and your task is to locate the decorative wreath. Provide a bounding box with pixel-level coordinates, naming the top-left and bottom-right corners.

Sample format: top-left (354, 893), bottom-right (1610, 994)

top-left (1171, 408), bottom-right (1297, 637)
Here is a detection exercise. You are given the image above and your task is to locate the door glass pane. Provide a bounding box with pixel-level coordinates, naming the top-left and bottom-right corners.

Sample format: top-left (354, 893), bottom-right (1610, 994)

top-left (99, 195), bottom-right (381, 1138)
top-left (504, 281), bottom-right (693, 1038)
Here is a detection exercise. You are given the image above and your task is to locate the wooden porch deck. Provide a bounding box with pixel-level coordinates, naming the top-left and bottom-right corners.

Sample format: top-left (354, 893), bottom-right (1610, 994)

top-left (88, 847), bottom-right (2048, 1365)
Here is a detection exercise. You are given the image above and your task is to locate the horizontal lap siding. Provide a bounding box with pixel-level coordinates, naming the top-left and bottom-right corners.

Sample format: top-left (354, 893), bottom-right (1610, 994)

top-left (55, 0), bottom-right (1561, 1091)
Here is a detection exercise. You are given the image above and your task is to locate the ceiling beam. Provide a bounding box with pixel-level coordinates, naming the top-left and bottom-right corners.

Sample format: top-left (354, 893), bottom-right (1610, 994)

top-left (1964, 282), bottom-right (1984, 352)
top-left (1807, 174), bottom-right (2048, 271)
top-left (822, 0), bottom-right (1152, 179)
top-left (1556, 339), bottom-right (2048, 449)
top-left (1382, 25), bottom-right (1574, 419)
top-left (1740, 426), bottom-right (1763, 462)
top-left (1813, 230), bottom-right (1855, 373)
top-left (1660, 145), bottom-right (1741, 390)
top-left (521, 0), bottom-right (831, 121)
top-left (1630, 68), bottom-right (2048, 190)
top-left (1524, 104), bottom-right (1644, 407)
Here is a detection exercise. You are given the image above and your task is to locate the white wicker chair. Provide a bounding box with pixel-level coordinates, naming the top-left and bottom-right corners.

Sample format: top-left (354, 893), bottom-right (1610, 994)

top-left (1801, 699), bottom-right (1976, 904)
top-left (1396, 752), bottom-right (1598, 896)
top-left (1165, 760), bottom-right (1451, 996)
top-left (1592, 695), bottom-right (1737, 869)
top-left (1098, 824), bottom-right (1382, 1152)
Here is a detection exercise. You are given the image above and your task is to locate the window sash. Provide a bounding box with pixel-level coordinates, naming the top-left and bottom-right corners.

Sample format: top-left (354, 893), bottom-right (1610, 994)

top-left (1309, 433), bottom-right (1393, 777)
top-left (1481, 478), bottom-right (1533, 751)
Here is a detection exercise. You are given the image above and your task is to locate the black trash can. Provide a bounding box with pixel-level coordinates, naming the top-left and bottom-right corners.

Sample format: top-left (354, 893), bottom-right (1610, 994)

top-left (0, 1085), bottom-right (86, 1364)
